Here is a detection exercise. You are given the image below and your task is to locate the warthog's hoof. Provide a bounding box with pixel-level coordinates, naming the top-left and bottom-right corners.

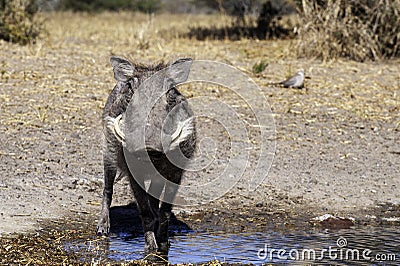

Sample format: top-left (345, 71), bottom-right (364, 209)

top-left (96, 212), bottom-right (110, 236)
top-left (144, 231), bottom-right (158, 255)
top-left (158, 242), bottom-right (169, 254)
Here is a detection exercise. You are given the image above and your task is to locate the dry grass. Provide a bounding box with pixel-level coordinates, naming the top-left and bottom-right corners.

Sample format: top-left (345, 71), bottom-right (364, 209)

top-left (295, 0), bottom-right (400, 62)
top-left (0, 11), bottom-right (398, 134)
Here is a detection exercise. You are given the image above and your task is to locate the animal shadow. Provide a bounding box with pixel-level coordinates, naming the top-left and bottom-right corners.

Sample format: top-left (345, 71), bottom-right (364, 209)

top-left (109, 202), bottom-right (193, 238)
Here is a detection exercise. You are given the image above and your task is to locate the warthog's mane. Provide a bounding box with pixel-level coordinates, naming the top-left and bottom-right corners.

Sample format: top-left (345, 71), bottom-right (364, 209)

top-left (126, 59), bottom-right (168, 78)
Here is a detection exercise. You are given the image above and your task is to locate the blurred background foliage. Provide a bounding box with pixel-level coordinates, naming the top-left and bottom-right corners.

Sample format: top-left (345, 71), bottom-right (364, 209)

top-left (295, 0), bottom-right (400, 61)
top-left (56, 0), bottom-right (161, 12)
top-left (1, 0), bottom-right (399, 62)
top-left (0, 0), bottom-right (43, 44)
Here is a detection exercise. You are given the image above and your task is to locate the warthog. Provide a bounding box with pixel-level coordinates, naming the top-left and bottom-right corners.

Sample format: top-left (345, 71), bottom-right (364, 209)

top-left (96, 56), bottom-right (196, 257)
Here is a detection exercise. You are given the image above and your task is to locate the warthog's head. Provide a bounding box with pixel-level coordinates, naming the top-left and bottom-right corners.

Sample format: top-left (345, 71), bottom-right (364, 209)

top-left (107, 56), bottom-right (195, 157)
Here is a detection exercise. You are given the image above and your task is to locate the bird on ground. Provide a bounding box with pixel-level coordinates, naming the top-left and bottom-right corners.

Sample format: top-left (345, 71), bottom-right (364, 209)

top-left (271, 69), bottom-right (305, 89)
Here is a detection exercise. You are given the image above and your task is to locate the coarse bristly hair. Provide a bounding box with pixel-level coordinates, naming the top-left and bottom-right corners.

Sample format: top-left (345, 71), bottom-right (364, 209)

top-left (102, 57), bottom-right (195, 160)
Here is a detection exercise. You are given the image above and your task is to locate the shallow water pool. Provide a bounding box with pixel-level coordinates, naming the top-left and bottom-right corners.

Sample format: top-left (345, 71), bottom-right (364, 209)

top-left (65, 226), bottom-right (399, 265)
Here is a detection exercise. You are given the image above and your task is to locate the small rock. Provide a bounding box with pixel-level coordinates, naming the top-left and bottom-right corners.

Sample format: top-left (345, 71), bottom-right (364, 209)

top-left (71, 132), bottom-right (81, 139)
top-left (86, 187), bottom-right (95, 192)
top-left (381, 217), bottom-right (400, 225)
top-left (311, 214), bottom-right (355, 229)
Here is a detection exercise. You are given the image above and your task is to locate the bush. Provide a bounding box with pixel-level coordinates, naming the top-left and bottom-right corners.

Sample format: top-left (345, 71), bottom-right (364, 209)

top-left (0, 0), bottom-right (43, 44)
top-left (295, 0), bottom-right (400, 61)
top-left (256, 0), bottom-right (296, 39)
top-left (186, 0), bottom-right (297, 40)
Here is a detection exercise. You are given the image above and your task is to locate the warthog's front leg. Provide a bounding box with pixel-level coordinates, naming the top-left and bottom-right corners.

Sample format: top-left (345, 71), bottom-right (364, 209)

top-left (157, 168), bottom-right (182, 255)
top-left (97, 162), bottom-right (117, 236)
top-left (128, 175), bottom-right (159, 255)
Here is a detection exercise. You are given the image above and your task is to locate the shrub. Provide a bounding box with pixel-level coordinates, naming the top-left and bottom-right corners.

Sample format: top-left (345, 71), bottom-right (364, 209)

top-left (0, 0), bottom-right (43, 45)
top-left (295, 0), bottom-right (400, 61)
top-left (256, 0), bottom-right (296, 39)
top-left (252, 60), bottom-right (268, 74)
top-left (186, 0), bottom-right (297, 40)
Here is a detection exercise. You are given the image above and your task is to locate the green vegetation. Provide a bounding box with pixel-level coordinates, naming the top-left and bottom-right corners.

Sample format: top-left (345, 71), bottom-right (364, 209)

top-left (0, 0), bottom-right (43, 45)
top-left (252, 60), bottom-right (268, 74)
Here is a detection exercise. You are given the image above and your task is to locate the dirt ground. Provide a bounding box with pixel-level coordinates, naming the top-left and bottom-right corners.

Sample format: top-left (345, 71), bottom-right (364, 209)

top-left (0, 12), bottom-right (399, 263)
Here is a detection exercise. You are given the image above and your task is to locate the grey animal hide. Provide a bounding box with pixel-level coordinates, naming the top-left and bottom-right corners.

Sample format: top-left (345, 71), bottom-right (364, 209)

top-left (121, 59), bottom-right (193, 154)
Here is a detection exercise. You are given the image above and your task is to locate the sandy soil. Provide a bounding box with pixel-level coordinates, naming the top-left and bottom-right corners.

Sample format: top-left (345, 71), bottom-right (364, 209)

top-left (0, 13), bottom-right (399, 239)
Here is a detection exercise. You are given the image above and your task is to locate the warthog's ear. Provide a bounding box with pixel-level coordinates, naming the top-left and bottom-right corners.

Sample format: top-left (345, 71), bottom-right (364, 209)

top-left (110, 56), bottom-right (135, 82)
top-left (166, 58), bottom-right (193, 86)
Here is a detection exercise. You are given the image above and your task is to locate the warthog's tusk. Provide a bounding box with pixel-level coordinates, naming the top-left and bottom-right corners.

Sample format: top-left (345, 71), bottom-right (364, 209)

top-left (108, 114), bottom-right (193, 150)
top-left (170, 117), bottom-right (194, 150)
top-left (112, 114), bottom-right (125, 143)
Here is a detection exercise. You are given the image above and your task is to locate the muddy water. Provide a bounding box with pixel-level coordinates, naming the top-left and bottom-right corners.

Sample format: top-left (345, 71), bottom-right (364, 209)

top-left (65, 226), bottom-right (399, 265)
